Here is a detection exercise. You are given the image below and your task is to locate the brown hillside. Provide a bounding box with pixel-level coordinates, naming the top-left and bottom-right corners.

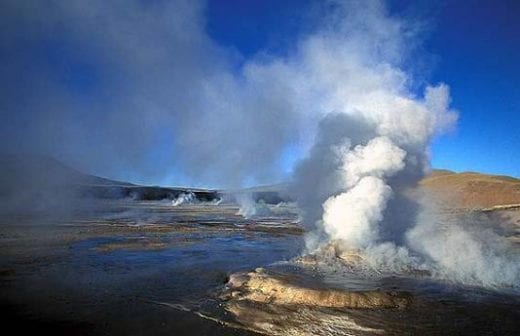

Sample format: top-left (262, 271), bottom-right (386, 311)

top-left (420, 170), bottom-right (520, 209)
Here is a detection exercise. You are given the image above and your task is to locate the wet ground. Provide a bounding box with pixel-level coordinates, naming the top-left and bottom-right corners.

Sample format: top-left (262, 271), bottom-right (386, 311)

top-left (1, 199), bottom-right (519, 335)
top-left (0, 200), bottom-right (302, 335)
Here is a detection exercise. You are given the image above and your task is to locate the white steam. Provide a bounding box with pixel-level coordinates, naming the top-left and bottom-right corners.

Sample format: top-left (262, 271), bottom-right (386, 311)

top-left (171, 192), bottom-right (196, 206)
top-left (283, 2), bottom-right (518, 288)
top-left (322, 137), bottom-right (406, 248)
top-left (235, 193), bottom-right (258, 219)
top-left (235, 193), bottom-right (275, 219)
top-left (407, 201), bottom-right (520, 287)
top-left (3, 0), bottom-right (518, 288)
top-left (323, 176), bottom-right (391, 249)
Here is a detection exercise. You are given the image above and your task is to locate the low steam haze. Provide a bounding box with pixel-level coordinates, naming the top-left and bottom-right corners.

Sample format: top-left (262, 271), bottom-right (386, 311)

top-left (1, 0), bottom-right (519, 289)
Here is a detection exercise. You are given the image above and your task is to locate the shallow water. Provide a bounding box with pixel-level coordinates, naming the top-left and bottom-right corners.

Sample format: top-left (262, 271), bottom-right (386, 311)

top-left (0, 200), bottom-right (301, 335)
top-left (1, 200), bottom-right (519, 335)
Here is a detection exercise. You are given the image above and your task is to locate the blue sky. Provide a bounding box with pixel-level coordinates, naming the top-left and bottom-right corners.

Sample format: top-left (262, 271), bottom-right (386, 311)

top-left (427, 1), bottom-right (520, 177)
top-left (206, 0), bottom-right (520, 178)
top-left (1, 0), bottom-right (519, 187)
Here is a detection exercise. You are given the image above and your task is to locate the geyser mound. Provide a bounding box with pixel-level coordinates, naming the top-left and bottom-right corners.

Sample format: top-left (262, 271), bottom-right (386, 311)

top-left (223, 267), bottom-right (411, 309)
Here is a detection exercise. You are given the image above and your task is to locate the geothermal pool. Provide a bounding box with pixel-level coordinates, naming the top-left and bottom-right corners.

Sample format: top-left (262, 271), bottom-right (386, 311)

top-left (0, 199), bottom-right (519, 335)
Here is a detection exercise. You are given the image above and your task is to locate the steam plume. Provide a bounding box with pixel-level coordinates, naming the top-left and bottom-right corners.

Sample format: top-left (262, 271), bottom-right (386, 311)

top-left (283, 1), bottom-right (518, 288)
top-left (1, 0), bottom-right (518, 287)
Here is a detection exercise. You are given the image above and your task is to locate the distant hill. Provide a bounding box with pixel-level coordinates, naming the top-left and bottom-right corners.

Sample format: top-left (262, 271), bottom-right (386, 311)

top-left (2, 155), bottom-right (519, 210)
top-left (0, 154), bottom-right (218, 204)
top-left (0, 154), bottom-right (133, 189)
top-left (420, 170), bottom-right (520, 209)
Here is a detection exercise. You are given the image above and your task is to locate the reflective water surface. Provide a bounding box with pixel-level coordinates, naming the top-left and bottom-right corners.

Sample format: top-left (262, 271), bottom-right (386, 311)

top-left (1, 200), bottom-right (518, 335)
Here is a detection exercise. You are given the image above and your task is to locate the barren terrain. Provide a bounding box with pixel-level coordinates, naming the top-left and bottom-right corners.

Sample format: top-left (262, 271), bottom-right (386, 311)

top-left (1, 161), bottom-right (519, 335)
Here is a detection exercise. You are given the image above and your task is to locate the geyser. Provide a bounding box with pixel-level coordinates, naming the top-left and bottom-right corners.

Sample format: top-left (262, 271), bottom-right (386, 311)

top-left (2, 0), bottom-right (518, 288)
top-left (283, 2), bottom-right (519, 288)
